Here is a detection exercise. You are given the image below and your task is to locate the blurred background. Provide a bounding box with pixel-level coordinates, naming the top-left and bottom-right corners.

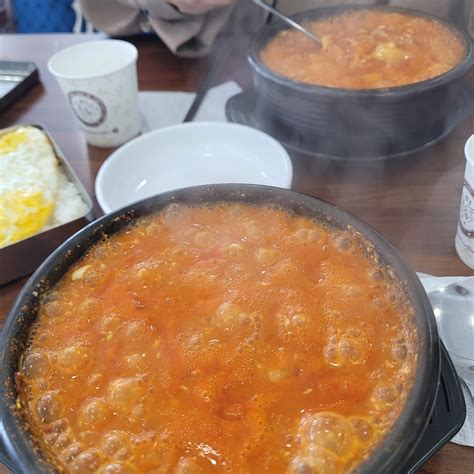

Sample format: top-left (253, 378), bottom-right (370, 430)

top-left (0, 0), bottom-right (473, 37)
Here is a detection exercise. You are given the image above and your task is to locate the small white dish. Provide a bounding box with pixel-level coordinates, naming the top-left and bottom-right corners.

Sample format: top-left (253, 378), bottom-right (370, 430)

top-left (95, 122), bottom-right (293, 214)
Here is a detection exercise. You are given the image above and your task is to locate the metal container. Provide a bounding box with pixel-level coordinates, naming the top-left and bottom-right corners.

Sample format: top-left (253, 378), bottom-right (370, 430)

top-left (0, 124), bottom-right (94, 286)
top-left (0, 184), bottom-right (439, 473)
top-left (248, 6), bottom-right (474, 159)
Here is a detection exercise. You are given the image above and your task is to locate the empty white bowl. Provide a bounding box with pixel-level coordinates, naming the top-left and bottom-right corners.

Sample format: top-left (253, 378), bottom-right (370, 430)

top-left (95, 122), bottom-right (293, 213)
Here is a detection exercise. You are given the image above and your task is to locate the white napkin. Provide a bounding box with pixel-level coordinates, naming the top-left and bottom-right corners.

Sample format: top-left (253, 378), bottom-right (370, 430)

top-left (138, 81), bottom-right (242, 131)
top-left (417, 273), bottom-right (474, 447)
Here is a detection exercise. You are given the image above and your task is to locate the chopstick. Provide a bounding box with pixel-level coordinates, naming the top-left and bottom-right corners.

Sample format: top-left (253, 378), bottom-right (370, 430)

top-left (252, 0), bottom-right (322, 46)
top-left (182, 42), bottom-right (228, 122)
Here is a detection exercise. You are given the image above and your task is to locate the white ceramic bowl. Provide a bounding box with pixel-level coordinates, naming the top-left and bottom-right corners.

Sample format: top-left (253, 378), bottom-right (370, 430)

top-left (95, 122), bottom-right (293, 213)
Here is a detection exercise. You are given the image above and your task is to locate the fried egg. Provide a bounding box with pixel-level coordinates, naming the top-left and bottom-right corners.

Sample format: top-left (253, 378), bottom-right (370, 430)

top-left (0, 126), bottom-right (59, 248)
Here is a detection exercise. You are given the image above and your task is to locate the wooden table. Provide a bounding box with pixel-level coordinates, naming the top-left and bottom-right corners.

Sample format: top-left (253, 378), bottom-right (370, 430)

top-left (0, 33), bottom-right (473, 473)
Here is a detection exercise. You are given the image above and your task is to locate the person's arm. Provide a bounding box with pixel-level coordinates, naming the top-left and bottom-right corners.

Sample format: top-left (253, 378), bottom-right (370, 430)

top-left (78, 0), bottom-right (144, 36)
top-left (78, 0), bottom-right (235, 57)
top-left (146, 0), bottom-right (234, 57)
top-left (168, 0), bottom-right (236, 15)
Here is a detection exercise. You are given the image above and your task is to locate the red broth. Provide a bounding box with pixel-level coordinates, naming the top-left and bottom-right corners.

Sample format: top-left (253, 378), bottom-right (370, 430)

top-left (261, 10), bottom-right (466, 89)
top-left (18, 203), bottom-right (417, 473)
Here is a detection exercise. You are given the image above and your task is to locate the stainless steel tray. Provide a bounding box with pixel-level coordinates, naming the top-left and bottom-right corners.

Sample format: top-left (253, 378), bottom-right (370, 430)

top-left (0, 124), bottom-right (94, 286)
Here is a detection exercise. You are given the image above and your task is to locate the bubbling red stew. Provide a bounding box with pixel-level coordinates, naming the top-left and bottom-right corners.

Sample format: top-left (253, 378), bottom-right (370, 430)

top-left (17, 203), bottom-right (417, 473)
top-left (261, 10), bottom-right (466, 89)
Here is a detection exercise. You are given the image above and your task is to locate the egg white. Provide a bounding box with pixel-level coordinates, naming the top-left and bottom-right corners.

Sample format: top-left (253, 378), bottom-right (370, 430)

top-left (0, 126), bottom-right (59, 248)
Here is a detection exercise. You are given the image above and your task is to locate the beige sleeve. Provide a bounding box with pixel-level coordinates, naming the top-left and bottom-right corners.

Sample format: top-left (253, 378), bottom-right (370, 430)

top-left (78, 0), bottom-right (233, 57)
top-left (147, 5), bottom-right (234, 57)
top-left (78, 0), bottom-right (143, 36)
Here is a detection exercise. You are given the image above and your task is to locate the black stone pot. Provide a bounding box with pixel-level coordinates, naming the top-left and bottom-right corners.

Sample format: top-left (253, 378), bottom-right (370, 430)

top-left (0, 185), bottom-right (439, 473)
top-left (248, 6), bottom-right (474, 158)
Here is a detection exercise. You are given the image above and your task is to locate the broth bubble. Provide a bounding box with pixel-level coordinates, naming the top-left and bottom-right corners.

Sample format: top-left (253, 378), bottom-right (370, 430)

top-left (369, 269), bottom-right (384, 282)
top-left (42, 301), bottom-right (63, 318)
top-left (372, 384), bottom-right (398, 410)
top-left (100, 431), bottom-right (131, 458)
top-left (175, 456), bottom-right (205, 473)
top-left (288, 447), bottom-right (340, 474)
top-left (391, 338), bottom-right (408, 360)
top-left (79, 398), bottom-right (112, 429)
top-left (162, 203), bottom-right (189, 227)
top-left (216, 301), bottom-right (242, 326)
top-left (79, 298), bottom-right (103, 319)
top-left (107, 377), bottom-right (146, 409)
top-left (292, 227), bottom-right (321, 245)
top-left (300, 412), bottom-right (354, 457)
top-left (335, 235), bottom-right (353, 252)
top-left (60, 442), bottom-right (85, 464)
top-left (194, 231), bottom-right (214, 247)
top-left (57, 346), bottom-right (90, 375)
top-left (98, 462), bottom-right (137, 473)
top-left (70, 449), bottom-right (101, 473)
top-left (323, 344), bottom-right (341, 367)
top-left (224, 243), bottom-right (244, 258)
top-left (324, 330), bottom-right (368, 367)
top-left (99, 462), bottom-right (137, 474)
top-left (244, 219), bottom-right (261, 239)
top-left (99, 314), bottom-right (121, 336)
top-left (36, 392), bottom-right (63, 423)
top-left (54, 430), bottom-right (73, 449)
top-left (350, 417), bottom-right (374, 442)
top-left (22, 351), bottom-right (50, 378)
top-left (338, 337), bottom-right (365, 364)
top-left (44, 418), bottom-right (68, 445)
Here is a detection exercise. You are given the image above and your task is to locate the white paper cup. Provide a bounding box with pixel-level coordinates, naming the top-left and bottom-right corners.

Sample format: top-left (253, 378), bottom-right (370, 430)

top-left (455, 135), bottom-right (474, 269)
top-left (48, 40), bottom-right (140, 147)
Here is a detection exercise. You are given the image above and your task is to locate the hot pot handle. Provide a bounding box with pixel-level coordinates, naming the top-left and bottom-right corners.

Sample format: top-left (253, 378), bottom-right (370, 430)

top-left (457, 81), bottom-right (474, 121)
top-left (441, 81), bottom-right (474, 137)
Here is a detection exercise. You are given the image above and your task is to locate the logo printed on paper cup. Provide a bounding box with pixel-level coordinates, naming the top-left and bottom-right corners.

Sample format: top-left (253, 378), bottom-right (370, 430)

top-left (68, 91), bottom-right (107, 127)
top-left (455, 135), bottom-right (474, 269)
top-left (460, 180), bottom-right (474, 239)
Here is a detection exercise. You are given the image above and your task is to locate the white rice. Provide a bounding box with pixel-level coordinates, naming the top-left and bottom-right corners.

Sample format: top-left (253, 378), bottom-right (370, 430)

top-left (44, 166), bottom-right (89, 231)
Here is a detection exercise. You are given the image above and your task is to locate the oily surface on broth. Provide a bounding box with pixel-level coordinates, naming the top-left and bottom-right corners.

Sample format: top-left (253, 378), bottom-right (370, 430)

top-left (18, 203), bottom-right (416, 473)
top-left (261, 10), bottom-right (466, 89)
